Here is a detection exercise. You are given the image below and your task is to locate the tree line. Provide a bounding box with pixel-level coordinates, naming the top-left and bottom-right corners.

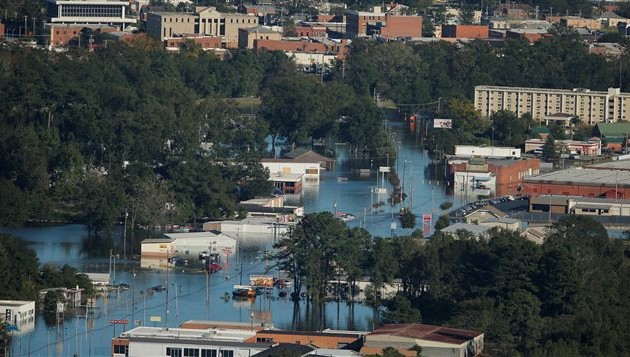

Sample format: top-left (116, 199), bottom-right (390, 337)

top-left (0, 39), bottom-right (390, 237)
top-left (273, 213), bottom-right (630, 356)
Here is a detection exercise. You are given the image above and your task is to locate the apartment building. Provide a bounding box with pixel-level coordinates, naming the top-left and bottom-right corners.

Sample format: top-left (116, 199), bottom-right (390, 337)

top-left (474, 85), bottom-right (630, 124)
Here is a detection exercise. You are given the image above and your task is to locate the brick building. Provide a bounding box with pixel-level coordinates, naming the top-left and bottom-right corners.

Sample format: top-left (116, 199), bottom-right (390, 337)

top-left (449, 157), bottom-right (540, 197)
top-left (253, 38), bottom-right (348, 60)
top-left (441, 24), bottom-right (489, 39)
top-left (164, 36), bottom-right (222, 50)
top-left (0, 22), bottom-right (4, 40)
top-left (522, 166), bottom-right (630, 198)
top-left (379, 15), bottom-right (422, 39)
top-left (295, 25), bottom-right (327, 37)
top-left (248, 330), bottom-right (365, 348)
top-left (506, 29), bottom-right (550, 43)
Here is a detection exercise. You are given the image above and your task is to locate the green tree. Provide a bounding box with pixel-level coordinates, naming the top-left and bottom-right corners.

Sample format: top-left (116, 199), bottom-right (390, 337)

top-left (542, 136), bottom-right (556, 161)
top-left (382, 295), bottom-right (422, 323)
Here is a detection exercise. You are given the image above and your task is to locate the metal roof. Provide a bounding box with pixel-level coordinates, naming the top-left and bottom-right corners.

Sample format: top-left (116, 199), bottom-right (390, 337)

top-left (525, 168), bottom-right (630, 187)
top-left (368, 323), bottom-right (482, 345)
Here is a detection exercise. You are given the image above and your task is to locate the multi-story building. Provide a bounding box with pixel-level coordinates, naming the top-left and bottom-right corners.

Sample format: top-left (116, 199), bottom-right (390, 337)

top-left (146, 7), bottom-right (258, 47)
top-left (345, 6), bottom-right (422, 39)
top-left (441, 24), bottom-right (489, 39)
top-left (0, 300), bottom-right (36, 334)
top-left (45, 0), bottom-right (135, 29)
top-left (237, 26), bottom-right (281, 49)
top-left (474, 85), bottom-right (630, 124)
top-left (146, 12), bottom-right (196, 39)
top-left (197, 6), bottom-right (258, 47)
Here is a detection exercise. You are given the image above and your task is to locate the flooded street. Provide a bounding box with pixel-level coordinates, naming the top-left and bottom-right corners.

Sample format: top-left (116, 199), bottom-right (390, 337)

top-left (0, 118), bottom-right (454, 356)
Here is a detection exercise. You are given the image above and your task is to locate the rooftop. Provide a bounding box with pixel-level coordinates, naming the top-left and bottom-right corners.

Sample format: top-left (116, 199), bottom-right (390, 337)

top-left (525, 168), bottom-right (630, 187)
top-left (369, 323), bottom-right (482, 345)
top-left (594, 122), bottom-right (630, 137)
top-left (588, 160), bottom-right (630, 171)
top-left (120, 326), bottom-right (257, 342)
top-left (440, 223), bottom-right (492, 236)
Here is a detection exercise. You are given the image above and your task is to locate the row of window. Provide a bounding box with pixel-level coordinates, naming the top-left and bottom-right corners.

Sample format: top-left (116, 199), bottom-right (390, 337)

top-left (164, 17), bottom-right (192, 23)
top-left (166, 347), bottom-right (235, 357)
top-left (61, 5), bottom-right (122, 17)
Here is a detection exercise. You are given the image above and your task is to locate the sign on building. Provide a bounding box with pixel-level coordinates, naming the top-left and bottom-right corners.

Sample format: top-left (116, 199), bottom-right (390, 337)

top-left (250, 275), bottom-right (274, 287)
top-left (433, 119), bottom-right (453, 129)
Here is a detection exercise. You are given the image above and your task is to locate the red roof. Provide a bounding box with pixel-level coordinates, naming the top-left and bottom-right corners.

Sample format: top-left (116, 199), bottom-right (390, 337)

top-left (369, 324), bottom-right (482, 345)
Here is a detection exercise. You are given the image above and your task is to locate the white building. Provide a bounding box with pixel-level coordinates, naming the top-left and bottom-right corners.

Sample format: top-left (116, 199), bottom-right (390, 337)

top-left (45, 0), bottom-right (135, 29)
top-left (260, 159), bottom-right (323, 179)
top-left (454, 145), bottom-right (521, 158)
top-left (0, 300), bottom-right (36, 334)
top-left (112, 326), bottom-right (272, 357)
top-left (164, 231), bottom-right (237, 260)
top-left (454, 170), bottom-right (495, 198)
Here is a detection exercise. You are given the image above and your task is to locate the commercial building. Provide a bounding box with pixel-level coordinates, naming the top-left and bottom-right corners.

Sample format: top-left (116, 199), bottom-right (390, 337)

top-left (593, 122), bottom-right (630, 152)
top-left (560, 16), bottom-right (602, 30)
top-left (164, 35), bottom-right (222, 51)
top-left (45, 0), bottom-right (135, 29)
top-left (345, 7), bottom-right (422, 39)
top-left (0, 300), bottom-right (36, 334)
top-left (112, 326), bottom-right (271, 357)
top-left (163, 231), bottom-right (237, 260)
top-left (253, 38), bottom-right (348, 64)
top-left (454, 145), bottom-right (521, 158)
top-left (238, 26), bottom-right (281, 49)
top-left (449, 156), bottom-right (540, 198)
top-left (529, 195), bottom-right (630, 217)
top-left (522, 167), bottom-right (630, 198)
top-left (441, 24), bottom-right (489, 39)
top-left (474, 85), bottom-right (630, 124)
top-left (361, 323), bottom-right (484, 356)
top-left (146, 12), bottom-right (196, 39)
top-left (524, 138), bottom-right (602, 156)
top-left (252, 329), bottom-right (366, 348)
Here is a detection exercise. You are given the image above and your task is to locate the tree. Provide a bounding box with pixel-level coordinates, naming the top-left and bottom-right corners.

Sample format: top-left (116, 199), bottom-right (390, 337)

top-left (422, 16), bottom-right (435, 37)
top-left (399, 209), bottom-right (417, 229)
top-left (458, 5), bottom-right (475, 25)
top-left (382, 295), bottom-right (422, 323)
top-left (542, 136), bottom-right (556, 161)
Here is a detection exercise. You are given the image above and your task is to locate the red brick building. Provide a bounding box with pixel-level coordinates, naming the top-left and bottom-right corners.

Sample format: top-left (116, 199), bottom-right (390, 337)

top-left (450, 157), bottom-right (540, 197)
top-left (0, 22), bottom-right (5, 40)
top-left (380, 15), bottom-right (422, 39)
top-left (165, 36), bottom-right (222, 50)
top-left (254, 39), bottom-right (348, 59)
top-left (441, 24), bottom-right (489, 39)
top-left (506, 29), bottom-right (550, 44)
top-left (295, 25), bottom-right (327, 37)
top-left (522, 167), bottom-right (630, 198)
top-left (247, 330), bottom-right (363, 348)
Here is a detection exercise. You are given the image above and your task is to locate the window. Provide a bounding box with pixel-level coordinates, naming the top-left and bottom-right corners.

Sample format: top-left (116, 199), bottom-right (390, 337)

top-left (167, 347), bottom-right (183, 357)
top-left (184, 348), bottom-right (199, 357)
top-left (113, 345), bottom-right (128, 355)
top-left (201, 350), bottom-right (217, 357)
top-left (219, 351), bottom-right (234, 357)
top-left (257, 337), bottom-right (274, 343)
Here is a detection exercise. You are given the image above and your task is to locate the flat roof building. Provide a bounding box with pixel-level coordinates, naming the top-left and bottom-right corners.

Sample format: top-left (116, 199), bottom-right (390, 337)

top-left (522, 168), bottom-right (630, 198)
top-left (475, 86), bottom-right (630, 124)
top-left (112, 326), bottom-right (271, 357)
top-left (45, 0), bottom-right (135, 29)
top-left (361, 323), bottom-right (484, 356)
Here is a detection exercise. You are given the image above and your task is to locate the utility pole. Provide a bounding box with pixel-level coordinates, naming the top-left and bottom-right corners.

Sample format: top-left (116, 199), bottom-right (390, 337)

top-left (123, 209), bottom-right (128, 259)
top-left (23, 15), bottom-right (28, 37)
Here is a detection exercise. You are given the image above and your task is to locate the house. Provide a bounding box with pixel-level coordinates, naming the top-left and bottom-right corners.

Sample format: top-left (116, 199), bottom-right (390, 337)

top-left (463, 205), bottom-right (507, 224)
top-left (38, 286), bottom-right (83, 308)
top-left (599, 12), bottom-right (628, 28)
top-left (479, 217), bottom-right (521, 231)
top-left (361, 323), bottom-right (484, 357)
top-left (284, 148), bottom-right (335, 171)
top-left (439, 223), bottom-right (492, 239)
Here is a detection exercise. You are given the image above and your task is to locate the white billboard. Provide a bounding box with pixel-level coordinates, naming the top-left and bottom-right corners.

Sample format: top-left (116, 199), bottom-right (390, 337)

top-left (433, 119), bottom-right (453, 129)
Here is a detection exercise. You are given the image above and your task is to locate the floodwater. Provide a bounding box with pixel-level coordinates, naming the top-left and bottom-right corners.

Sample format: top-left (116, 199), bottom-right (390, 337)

top-left (0, 118), bottom-right (454, 356)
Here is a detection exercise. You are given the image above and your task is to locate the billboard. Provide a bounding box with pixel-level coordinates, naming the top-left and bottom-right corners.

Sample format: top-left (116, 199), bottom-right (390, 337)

top-left (433, 119), bottom-right (453, 129)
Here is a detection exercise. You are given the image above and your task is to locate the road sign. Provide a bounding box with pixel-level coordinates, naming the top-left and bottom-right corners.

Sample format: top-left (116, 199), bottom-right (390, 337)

top-left (149, 316), bottom-right (161, 322)
top-left (5, 309), bottom-right (11, 323)
top-left (110, 319), bottom-right (128, 325)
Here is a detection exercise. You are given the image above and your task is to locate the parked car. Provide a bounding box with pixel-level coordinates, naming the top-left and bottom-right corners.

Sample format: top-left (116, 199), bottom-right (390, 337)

top-left (206, 263), bottom-right (222, 273)
top-left (570, 154), bottom-right (580, 160)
